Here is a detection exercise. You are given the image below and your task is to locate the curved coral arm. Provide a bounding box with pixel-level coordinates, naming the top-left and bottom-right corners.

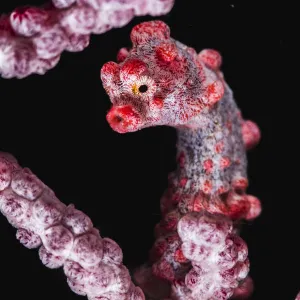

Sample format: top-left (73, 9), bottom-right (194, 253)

top-left (0, 0), bottom-right (174, 79)
top-left (0, 152), bottom-right (145, 300)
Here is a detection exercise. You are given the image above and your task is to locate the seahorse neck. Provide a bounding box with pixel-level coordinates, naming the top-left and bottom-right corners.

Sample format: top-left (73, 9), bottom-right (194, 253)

top-left (173, 84), bottom-right (247, 196)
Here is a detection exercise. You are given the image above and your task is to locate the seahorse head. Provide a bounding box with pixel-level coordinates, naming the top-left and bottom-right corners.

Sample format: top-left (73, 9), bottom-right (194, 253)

top-left (101, 20), bottom-right (224, 133)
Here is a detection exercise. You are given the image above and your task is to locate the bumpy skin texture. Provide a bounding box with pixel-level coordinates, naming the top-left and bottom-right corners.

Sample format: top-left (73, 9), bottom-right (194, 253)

top-left (101, 21), bottom-right (261, 299)
top-left (0, 0), bottom-right (174, 78)
top-left (0, 152), bottom-right (145, 300)
top-left (170, 212), bottom-right (250, 299)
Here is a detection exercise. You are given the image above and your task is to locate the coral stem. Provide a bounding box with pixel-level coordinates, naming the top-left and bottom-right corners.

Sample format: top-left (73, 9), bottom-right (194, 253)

top-left (0, 152), bottom-right (145, 300)
top-left (0, 0), bottom-right (174, 78)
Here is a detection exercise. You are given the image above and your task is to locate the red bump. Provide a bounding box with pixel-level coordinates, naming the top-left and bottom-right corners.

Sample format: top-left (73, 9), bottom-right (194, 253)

top-left (156, 42), bottom-right (177, 62)
top-left (242, 120), bottom-right (261, 150)
top-left (245, 195), bottom-right (261, 220)
top-left (117, 47), bottom-right (129, 62)
top-left (198, 49), bottom-right (222, 70)
top-left (100, 61), bottom-right (119, 82)
top-left (179, 177), bottom-right (188, 187)
top-left (120, 59), bottom-right (148, 80)
top-left (152, 97), bottom-right (164, 109)
top-left (215, 141), bottom-right (224, 153)
top-left (205, 80), bottom-right (224, 106)
top-left (193, 194), bottom-right (207, 212)
top-left (174, 247), bottom-right (189, 263)
top-left (202, 180), bottom-right (212, 194)
top-left (203, 159), bottom-right (213, 173)
top-left (130, 20), bottom-right (170, 45)
top-left (220, 157), bottom-right (231, 169)
top-left (226, 197), bottom-right (250, 220)
top-left (232, 178), bottom-right (248, 192)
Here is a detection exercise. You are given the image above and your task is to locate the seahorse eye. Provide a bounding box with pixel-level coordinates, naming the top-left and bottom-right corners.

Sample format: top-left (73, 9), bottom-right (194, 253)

top-left (139, 85), bottom-right (148, 93)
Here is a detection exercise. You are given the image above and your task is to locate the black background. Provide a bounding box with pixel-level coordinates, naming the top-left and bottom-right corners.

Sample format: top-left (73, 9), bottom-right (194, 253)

top-left (0, 1), bottom-right (291, 299)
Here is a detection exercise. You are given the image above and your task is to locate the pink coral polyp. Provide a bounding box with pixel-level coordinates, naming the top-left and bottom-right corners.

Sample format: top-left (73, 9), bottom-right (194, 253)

top-left (0, 152), bottom-right (144, 300)
top-left (0, 0), bottom-right (174, 78)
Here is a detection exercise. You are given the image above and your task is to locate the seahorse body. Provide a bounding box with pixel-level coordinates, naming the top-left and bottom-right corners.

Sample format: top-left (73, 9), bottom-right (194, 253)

top-left (101, 20), bottom-right (261, 299)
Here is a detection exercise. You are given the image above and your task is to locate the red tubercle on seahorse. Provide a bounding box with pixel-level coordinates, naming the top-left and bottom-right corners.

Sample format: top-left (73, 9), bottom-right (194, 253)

top-left (203, 158), bottom-right (214, 173)
top-left (152, 97), bottom-right (164, 109)
top-left (198, 48), bottom-right (222, 71)
top-left (156, 42), bottom-right (178, 62)
top-left (242, 120), bottom-right (261, 150)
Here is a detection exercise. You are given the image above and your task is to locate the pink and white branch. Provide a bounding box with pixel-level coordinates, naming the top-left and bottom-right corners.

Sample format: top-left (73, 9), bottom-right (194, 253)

top-left (0, 0), bottom-right (174, 78)
top-left (0, 152), bottom-right (144, 300)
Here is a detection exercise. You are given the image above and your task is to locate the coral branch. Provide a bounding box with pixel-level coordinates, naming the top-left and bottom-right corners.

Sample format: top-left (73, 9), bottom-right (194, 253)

top-left (0, 0), bottom-right (174, 78)
top-left (171, 212), bottom-right (249, 299)
top-left (0, 152), bottom-right (145, 300)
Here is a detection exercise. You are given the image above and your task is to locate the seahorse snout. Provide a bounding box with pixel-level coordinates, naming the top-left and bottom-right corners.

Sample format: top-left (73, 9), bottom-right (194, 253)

top-left (106, 105), bottom-right (142, 133)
